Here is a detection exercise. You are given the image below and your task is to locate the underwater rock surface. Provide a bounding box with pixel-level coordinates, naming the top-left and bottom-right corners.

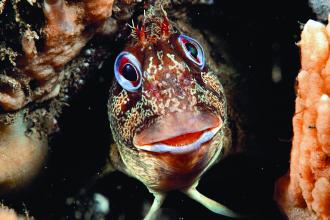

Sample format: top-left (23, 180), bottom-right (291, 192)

top-left (0, 0), bottom-right (136, 193)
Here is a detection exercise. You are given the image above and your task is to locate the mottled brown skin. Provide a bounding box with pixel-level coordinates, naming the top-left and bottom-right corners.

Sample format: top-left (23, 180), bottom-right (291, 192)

top-left (107, 8), bottom-right (233, 218)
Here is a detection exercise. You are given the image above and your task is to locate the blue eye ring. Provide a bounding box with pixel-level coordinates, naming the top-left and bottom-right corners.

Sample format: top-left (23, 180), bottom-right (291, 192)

top-left (178, 34), bottom-right (205, 69)
top-left (114, 51), bottom-right (142, 92)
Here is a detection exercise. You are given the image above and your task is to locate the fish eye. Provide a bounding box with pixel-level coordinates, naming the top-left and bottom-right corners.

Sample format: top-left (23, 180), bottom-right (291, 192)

top-left (114, 51), bottom-right (142, 92)
top-left (178, 34), bottom-right (205, 69)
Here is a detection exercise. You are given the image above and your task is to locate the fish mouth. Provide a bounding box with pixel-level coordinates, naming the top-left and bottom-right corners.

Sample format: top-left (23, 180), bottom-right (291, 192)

top-left (133, 112), bottom-right (222, 154)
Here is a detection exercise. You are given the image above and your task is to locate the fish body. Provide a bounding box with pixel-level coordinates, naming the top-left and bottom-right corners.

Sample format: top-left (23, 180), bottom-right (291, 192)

top-left (107, 7), bottom-right (238, 219)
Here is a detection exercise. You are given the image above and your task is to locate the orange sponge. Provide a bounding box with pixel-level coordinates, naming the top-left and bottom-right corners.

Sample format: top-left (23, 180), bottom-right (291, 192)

top-left (275, 18), bottom-right (330, 220)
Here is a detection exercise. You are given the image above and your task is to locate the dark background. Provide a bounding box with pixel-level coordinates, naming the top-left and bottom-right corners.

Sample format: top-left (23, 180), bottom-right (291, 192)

top-left (2, 0), bottom-right (318, 219)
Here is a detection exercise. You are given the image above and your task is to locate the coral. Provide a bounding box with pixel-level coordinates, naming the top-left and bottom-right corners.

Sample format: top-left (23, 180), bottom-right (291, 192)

top-left (275, 18), bottom-right (330, 220)
top-left (0, 112), bottom-right (47, 193)
top-left (0, 0), bottom-right (114, 111)
top-left (309, 0), bottom-right (330, 21)
top-left (0, 0), bottom-right (115, 193)
top-left (0, 0), bottom-right (138, 194)
top-left (0, 204), bottom-right (31, 220)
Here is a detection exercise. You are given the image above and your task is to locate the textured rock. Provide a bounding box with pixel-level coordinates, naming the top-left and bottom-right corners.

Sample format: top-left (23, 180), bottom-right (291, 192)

top-left (0, 0), bottom-right (114, 111)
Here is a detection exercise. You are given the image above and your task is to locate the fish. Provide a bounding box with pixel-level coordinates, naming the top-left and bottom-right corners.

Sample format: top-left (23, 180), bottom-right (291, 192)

top-left (107, 7), bottom-right (239, 220)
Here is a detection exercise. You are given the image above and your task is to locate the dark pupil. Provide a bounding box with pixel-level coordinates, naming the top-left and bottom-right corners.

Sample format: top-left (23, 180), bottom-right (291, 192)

top-left (185, 43), bottom-right (198, 59)
top-left (122, 63), bottom-right (138, 81)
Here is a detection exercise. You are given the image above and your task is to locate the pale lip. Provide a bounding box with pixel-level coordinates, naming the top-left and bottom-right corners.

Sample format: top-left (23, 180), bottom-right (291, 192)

top-left (133, 112), bottom-right (223, 154)
top-left (134, 125), bottom-right (221, 154)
